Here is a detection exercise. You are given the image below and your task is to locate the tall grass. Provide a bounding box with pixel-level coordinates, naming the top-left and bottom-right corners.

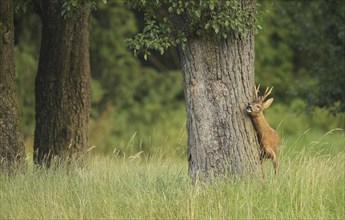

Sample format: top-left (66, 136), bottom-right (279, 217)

top-left (1, 131), bottom-right (344, 219)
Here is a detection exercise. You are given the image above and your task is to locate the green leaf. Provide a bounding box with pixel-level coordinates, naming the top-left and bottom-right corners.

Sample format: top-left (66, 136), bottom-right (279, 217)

top-left (195, 10), bottom-right (201, 18)
top-left (209, 3), bottom-right (215, 11)
top-left (213, 24), bottom-right (219, 34)
top-left (205, 23), bottom-right (210, 30)
top-left (71, 0), bottom-right (77, 7)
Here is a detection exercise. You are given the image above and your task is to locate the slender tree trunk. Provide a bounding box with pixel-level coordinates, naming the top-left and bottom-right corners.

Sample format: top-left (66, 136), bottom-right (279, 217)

top-left (34, 1), bottom-right (91, 167)
top-left (180, 4), bottom-right (260, 181)
top-left (0, 0), bottom-right (25, 170)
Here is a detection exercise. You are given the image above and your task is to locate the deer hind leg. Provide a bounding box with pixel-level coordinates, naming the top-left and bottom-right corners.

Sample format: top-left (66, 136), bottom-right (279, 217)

top-left (268, 149), bottom-right (278, 175)
top-left (273, 155), bottom-right (278, 175)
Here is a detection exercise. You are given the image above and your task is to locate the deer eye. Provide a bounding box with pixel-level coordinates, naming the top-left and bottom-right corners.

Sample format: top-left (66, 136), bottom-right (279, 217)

top-left (256, 105), bottom-right (261, 109)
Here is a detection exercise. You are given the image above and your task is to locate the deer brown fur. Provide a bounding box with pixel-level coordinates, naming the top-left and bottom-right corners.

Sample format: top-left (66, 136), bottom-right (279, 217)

top-left (246, 85), bottom-right (280, 177)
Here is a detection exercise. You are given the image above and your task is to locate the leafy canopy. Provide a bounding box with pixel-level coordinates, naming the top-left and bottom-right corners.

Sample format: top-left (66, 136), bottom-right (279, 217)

top-left (126, 0), bottom-right (257, 59)
top-left (280, 0), bottom-right (345, 114)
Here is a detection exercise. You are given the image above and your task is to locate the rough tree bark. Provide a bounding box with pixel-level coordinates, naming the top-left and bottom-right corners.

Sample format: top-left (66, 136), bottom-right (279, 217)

top-left (34, 1), bottom-right (91, 166)
top-left (180, 1), bottom-right (260, 182)
top-left (181, 32), bottom-right (260, 182)
top-left (0, 0), bottom-right (25, 170)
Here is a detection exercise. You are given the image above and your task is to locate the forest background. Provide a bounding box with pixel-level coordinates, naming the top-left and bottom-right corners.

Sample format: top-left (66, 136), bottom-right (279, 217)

top-left (14, 0), bottom-right (344, 159)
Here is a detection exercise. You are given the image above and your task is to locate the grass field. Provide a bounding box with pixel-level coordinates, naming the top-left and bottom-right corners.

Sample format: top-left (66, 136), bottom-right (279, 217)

top-left (1, 129), bottom-right (344, 219)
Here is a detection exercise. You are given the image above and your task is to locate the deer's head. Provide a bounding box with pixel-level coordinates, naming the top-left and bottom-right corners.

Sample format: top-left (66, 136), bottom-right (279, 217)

top-left (246, 85), bottom-right (274, 117)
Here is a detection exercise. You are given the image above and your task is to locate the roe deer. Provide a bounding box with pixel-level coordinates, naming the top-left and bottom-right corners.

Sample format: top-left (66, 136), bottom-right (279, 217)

top-left (246, 85), bottom-right (280, 177)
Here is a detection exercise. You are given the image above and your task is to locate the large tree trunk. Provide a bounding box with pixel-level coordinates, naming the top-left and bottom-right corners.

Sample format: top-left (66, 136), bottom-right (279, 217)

top-left (34, 1), bottom-right (91, 167)
top-left (0, 0), bottom-right (25, 170)
top-left (180, 21), bottom-right (260, 181)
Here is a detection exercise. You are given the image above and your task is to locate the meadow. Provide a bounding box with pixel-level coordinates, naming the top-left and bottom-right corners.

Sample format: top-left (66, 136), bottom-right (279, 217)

top-left (1, 127), bottom-right (344, 219)
top-left (5, 1), bottom-right (344, 218)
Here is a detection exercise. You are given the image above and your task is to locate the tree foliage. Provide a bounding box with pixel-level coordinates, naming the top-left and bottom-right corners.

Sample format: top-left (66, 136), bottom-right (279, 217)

top-left (126, 0), bottom-right (258, 58)
top-left (256, 0), bottom-right (345, 114)
top-left (254, 1), bottom-right (297, 103)
top-left (89, 2), bottom-right (184, 153)
top-left (288, 0), bottom-right (345, 114)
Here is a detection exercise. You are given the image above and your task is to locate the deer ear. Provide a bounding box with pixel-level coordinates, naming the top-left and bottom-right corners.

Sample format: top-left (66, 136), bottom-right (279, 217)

top-left (263, 98), bottom-right (273, 109)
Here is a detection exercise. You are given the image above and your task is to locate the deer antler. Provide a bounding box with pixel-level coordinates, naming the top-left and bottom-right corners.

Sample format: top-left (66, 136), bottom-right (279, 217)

top-left (253, 85), bottom-right (273, 102)
top-left (254, 84), bottom-right (261, 100)
top-left (260, 87), bottom-right (273, 102)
